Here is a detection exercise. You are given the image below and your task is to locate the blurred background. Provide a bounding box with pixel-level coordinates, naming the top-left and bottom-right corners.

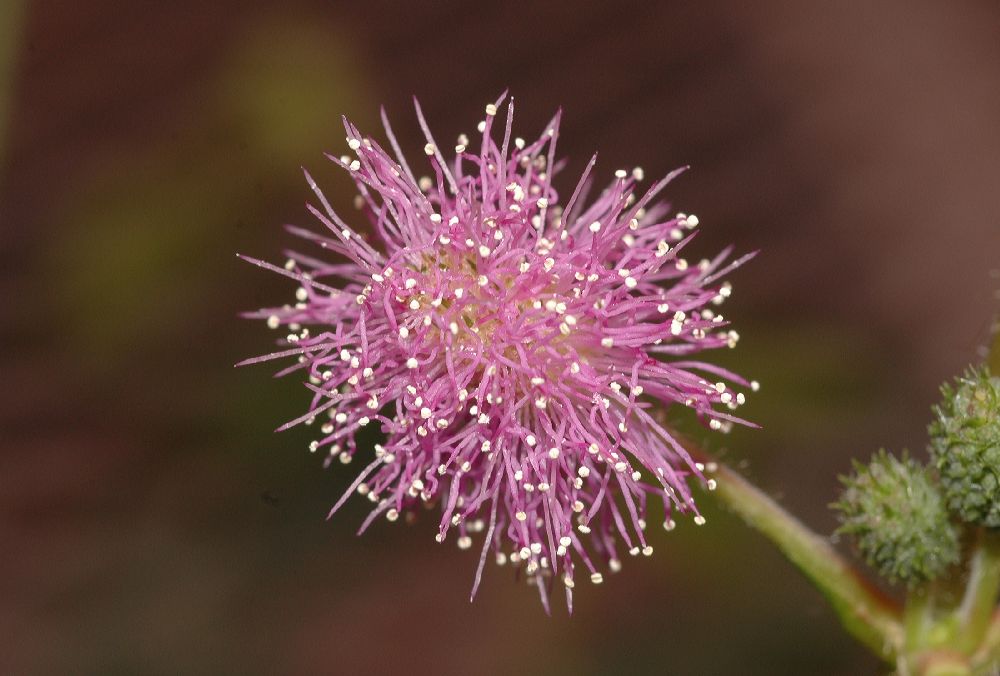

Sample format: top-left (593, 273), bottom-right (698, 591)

top-left (2, 1), bottom-right (999, 674)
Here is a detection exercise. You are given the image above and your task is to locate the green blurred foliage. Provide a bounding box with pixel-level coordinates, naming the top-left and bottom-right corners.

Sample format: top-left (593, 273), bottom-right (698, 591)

top-left (0, 0), bottom-right (27, 175)
top-left (47, 15), bottom-right (367, 362)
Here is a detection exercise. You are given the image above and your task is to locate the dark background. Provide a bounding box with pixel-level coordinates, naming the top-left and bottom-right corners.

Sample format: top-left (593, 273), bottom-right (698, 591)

top-left (2, 2), bottom-right (999, 674)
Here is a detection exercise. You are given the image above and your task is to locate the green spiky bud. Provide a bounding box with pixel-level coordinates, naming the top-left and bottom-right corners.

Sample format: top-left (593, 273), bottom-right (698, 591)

top-left (833, 450), bottom-right (959, 586)
top-left (928, 367), bottom-right (1000, 527)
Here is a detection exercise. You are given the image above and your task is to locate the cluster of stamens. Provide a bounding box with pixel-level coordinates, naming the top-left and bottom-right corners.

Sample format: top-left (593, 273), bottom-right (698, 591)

top-left (242, 94), bottom-right (755, 610)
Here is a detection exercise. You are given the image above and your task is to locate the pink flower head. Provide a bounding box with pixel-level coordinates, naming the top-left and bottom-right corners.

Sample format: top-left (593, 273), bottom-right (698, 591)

top-left (241, 93), bottom-right (755, 610)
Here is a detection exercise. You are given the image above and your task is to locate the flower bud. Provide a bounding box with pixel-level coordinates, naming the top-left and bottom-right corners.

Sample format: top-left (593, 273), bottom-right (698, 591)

top-left (834, 450), bottom-right (959, 586)
top-left (928, 367), bottom-right (1000, 526)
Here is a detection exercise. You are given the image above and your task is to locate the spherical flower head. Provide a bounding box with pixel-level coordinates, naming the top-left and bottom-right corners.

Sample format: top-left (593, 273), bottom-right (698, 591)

top-left (834, 450), bottom-right (959, 587)
top-left (928, 367), bottom-right (1000, 527)
top-left (241, 94), bottom-right (755, 609)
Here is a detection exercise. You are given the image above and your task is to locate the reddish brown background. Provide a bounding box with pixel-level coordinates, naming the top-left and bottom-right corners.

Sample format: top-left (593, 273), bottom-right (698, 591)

top-left (2, 2), bottom-right (999, 674)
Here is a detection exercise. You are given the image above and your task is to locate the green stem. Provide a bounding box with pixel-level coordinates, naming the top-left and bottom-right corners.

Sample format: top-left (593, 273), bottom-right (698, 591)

top-left (708, 462), bottom-right (904, 659)
top-left (955, 529), bottom-right (1000, 654)
top-left (970, 610), bottom-right (1000, 672)
top-left (905, 584), bottom-right (937, 651)
top-left (989, 315), bottom-right (1000, 376)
